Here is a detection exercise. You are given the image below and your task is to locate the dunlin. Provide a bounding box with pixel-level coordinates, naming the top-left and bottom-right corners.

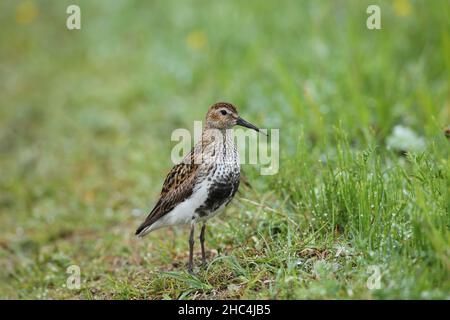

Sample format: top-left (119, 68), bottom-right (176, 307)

top-left (135, 102), bottom-right (263, 273)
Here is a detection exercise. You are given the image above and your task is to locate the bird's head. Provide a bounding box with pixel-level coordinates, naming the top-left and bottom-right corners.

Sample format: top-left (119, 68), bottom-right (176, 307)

top-left (205, 102), bottom-right (262, 133)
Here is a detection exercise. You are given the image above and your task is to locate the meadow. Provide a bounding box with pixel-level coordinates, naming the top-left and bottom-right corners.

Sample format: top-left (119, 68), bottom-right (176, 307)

top-left (0, 0), bottom-right (449, 299)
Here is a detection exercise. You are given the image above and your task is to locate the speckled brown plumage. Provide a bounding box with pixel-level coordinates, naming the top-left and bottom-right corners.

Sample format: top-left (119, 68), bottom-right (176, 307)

top-left (135, 154), bottom-right (199, 235)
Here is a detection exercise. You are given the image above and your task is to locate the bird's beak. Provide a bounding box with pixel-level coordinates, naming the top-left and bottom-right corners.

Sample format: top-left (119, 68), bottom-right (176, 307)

top-left (236, 117), bottom-right (267, 135)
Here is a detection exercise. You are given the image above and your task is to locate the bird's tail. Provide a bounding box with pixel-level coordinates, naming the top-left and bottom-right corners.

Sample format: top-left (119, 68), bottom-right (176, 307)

top-left (135, 217), bottom-right (164, 238)
top-left (136, 201), bottom-right (163, 237)
top-left (135, 222), bottom-right (151, 238)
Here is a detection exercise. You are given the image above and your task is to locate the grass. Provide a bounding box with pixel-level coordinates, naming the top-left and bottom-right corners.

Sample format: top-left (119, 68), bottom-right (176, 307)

top-left (0, 0), bottom-right (449, 299)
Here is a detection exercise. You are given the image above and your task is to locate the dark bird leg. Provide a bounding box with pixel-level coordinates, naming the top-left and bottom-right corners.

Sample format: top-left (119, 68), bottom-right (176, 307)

top-left (188, 224), bottom-right (195, 274)
top-left (199, 223), bottom-right (207, 267)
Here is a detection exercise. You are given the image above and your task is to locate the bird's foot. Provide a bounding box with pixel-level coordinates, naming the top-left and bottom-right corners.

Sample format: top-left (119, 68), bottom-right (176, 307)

top-left (187, 266), bottom-right (195, 275)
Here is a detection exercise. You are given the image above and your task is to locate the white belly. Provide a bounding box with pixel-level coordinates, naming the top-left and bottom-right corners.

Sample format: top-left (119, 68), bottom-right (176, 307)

top-left (145, 179), bottom-right (210, 232)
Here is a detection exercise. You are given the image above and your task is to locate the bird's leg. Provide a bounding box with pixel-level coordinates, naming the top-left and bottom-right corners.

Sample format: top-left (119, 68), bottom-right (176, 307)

top-left (188, 223), bottom-right (195, 274)
top-left (199, 223), bottom-right (207, 267)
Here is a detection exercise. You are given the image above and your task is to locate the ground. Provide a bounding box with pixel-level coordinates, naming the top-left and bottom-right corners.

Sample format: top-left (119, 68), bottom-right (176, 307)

top-left (0, 0), bottom-right (449, 299)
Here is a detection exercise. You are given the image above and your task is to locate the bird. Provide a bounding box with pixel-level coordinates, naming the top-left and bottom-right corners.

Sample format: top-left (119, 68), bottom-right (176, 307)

top-left (135, 102), bottom-right (263, 273)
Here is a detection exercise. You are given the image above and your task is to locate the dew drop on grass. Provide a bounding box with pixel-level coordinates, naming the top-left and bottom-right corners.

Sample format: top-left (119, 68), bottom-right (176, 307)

top-left (347, 288), bottom-right (354, 297)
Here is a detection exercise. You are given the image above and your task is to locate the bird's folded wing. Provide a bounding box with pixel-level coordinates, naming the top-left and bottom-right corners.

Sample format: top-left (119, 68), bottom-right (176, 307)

top-left (135, 151), bottom-right (199, 235)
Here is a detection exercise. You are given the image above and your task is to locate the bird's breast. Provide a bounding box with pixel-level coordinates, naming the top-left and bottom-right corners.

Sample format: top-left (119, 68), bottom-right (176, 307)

top-left (195, 163), bottom-right (240, 218)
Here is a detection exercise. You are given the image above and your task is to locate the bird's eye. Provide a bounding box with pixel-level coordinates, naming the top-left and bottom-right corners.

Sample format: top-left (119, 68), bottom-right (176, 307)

top-left (220, 110), bottom-right (227, 115)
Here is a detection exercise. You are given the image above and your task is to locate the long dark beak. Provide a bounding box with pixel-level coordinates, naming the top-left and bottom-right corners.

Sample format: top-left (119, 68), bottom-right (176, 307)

top-left (236, 117), bottom-right (267, 135)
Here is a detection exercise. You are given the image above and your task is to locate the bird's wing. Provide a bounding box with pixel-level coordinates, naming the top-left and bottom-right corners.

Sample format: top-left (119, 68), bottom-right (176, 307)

top-left (135, 150), bottom-right (200, 236)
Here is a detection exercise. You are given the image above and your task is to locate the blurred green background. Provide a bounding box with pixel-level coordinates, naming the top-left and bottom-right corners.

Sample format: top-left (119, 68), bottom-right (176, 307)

top-left (0, 0), bottom-right (448, 299)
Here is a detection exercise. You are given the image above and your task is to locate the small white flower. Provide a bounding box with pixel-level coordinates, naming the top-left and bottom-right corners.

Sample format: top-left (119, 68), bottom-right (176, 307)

top-left (386, 125), bottom-right (426, 152)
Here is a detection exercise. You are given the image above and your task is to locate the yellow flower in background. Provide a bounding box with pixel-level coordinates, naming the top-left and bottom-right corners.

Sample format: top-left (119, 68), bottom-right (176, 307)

top-left (186, 30), bottom-right (207, 51)
top-left (393, 0), bottom-right (412, 17)
top-left (15, 0), bottom-right (39, 25)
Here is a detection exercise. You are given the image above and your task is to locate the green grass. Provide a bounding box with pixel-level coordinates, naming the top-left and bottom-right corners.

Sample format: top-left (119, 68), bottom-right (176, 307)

top-left (0, 0), bottom-right (449, 299)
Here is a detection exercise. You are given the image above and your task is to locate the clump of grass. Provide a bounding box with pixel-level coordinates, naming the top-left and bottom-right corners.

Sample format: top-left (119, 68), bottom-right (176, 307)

top-left (270, 126), bottom-right (448, 297)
